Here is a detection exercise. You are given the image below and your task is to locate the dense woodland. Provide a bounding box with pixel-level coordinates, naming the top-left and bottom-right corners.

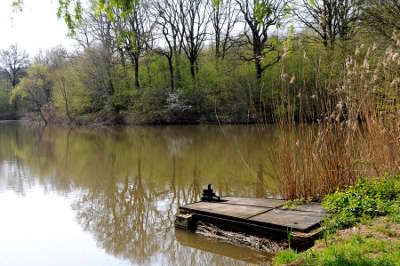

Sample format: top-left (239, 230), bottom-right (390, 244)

top-left (0, 0), bottom-right (399, 125)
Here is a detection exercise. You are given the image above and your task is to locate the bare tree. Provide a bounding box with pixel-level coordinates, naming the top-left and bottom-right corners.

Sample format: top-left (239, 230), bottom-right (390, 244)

top-left (153, 0), bottom-right (185, 92)
top-left (73, 6), bottom-right (116, 52)
top-left (53, 70), bottom-right (74, 123)
top-left (293, 0), bottom-right (360, 50)
top-left (236, 0), bottom-right (289, 84)
top-left (34, 46), bottom-right (69, 69)
top-left (0, 44), bottom-right (29, 89)
top-left (180, 0), bottom-right (210, 82)
top-left (0, 45), bottom-right (29, 111)
top-left (360, 0), bottom-right (400, 40)
top-left (92, 14), bottom-right (116, 98)
top-left (72, 15), bottom-right (93, 49)
top-left (72, 2), bottom-right (118, 100)
top-left (40, 48), bottom-right (75, 123)
top-left (113, 0), bottom-right (154, 90)
top-left (208, 0), bottom-right (240, 59)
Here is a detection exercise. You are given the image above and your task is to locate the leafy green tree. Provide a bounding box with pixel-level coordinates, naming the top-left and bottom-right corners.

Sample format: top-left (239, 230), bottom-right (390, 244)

top-left (0, 79), bottom-right (13, 118)
top-left (57, 1), bottom-right (137, 24)
top-left (11, 65), bottom-right (53, 125)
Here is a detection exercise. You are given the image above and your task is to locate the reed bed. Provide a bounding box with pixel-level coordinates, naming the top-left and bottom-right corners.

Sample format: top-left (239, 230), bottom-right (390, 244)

top-left (276, 33), bottom-right (400, 200)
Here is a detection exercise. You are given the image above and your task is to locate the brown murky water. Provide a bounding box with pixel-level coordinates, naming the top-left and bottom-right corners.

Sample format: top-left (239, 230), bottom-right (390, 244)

top-left (0, 122), bottom-right (281, 266)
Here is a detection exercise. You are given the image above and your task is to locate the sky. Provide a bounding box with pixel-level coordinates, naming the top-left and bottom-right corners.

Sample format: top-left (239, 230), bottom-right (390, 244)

top-left (0, 0), bottom-right (75, 56)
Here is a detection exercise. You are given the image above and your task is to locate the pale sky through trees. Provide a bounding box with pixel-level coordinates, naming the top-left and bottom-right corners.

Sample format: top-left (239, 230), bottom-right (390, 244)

top-left (0, 0), bottom-right (74, 56)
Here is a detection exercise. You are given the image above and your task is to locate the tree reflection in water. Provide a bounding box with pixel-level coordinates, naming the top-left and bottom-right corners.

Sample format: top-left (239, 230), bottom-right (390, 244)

top-left (0, 122), bottom-right (279, 265)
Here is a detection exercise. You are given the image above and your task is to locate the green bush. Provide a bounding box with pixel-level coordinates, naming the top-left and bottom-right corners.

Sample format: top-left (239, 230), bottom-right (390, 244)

top-left (322, 175), bottom-right (400, 230)
top-left (0, 89), bottom-right (12, 114)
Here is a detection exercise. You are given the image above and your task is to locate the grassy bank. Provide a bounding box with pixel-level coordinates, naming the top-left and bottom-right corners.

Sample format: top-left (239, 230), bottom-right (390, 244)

top-left (276, 218), bottom-right (400, 265)
top-left (275, 176), bottom-right (400, 265)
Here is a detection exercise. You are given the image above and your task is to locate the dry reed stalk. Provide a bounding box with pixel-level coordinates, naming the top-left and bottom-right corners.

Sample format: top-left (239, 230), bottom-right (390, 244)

top-left (277, 33), bottom-right (400, 200)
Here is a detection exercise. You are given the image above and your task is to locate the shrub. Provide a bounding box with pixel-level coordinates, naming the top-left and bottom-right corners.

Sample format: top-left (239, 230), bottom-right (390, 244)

top-left (322, 175), bottom-right (400, 230)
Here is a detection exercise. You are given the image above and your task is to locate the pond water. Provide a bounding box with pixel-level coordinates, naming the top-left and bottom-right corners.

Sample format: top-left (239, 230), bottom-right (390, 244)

top-left (0, 122), bottom-right (282, 266)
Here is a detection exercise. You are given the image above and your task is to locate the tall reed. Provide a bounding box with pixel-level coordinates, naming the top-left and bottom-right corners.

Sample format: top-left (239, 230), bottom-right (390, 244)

top-left (276, 33), bottom-right (400, 200)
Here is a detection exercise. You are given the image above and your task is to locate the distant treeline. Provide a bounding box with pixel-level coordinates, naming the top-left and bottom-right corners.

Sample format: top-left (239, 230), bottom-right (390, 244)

top-left (0, 0), bottom-right (399, 125)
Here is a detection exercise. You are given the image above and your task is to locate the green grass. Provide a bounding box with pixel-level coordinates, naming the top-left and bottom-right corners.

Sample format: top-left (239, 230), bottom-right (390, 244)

top-left (304, 234), bottom-right (399, 266)
top-left (276, 231), bottom-right (400, 266)
top-left (275, 249), bottom-right (301, 265)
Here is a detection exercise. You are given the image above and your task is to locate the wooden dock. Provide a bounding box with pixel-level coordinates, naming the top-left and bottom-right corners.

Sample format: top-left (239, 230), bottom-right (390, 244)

top-left (176, 197), bottom-right (326, 249)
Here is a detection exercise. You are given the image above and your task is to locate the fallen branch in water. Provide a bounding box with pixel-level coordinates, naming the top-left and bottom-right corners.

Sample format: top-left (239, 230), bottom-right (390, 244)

top-left (195, 221), bottom-right (288, 253)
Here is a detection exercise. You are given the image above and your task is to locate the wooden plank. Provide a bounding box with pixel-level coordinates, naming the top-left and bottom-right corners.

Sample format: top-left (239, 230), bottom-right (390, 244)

top-left (221, 197), bottom-right (286, 209)
top-left (280, 203), bottom-right (326, 216)
top-left (249, 209), bottom-right (324, 232)
top-left (180, 197), bottom-right (325, 233)
top-left (183, 202), bottom-right (270, 219)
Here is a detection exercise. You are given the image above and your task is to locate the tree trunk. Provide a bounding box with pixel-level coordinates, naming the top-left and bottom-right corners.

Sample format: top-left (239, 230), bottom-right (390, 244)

top-left (145, 59), bottom-right (152, 87)
top-left (134, 56), bottom-right (140, 90)
top-left (12, 78), bottom-right (18, 113)
top-left (13, 99), bottom-right (18, 113)
top-left (38, 108), bottom-right (48, 125)
top-left (108, 79), bottom-right (115, 98)
top-left (175, 53), bottom-right (182, 88)
top-left (190, 60), bottom-right (196, 82)
top-left (253, 39), bottom-right (263, 87)
top-left (215, 33), bottom-right (221, 58)
top-left (255, 58), bottom-right (263, 86)
top-left (167, 56), bottom-right (175, 92)
top-left (106, 63), bottom-right (115, 98)
top-left (64, 96), bottom-right (73, 124)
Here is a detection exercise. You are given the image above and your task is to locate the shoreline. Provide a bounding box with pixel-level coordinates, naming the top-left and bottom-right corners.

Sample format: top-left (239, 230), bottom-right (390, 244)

top-left (0, 115), bottom-right (269, 128)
